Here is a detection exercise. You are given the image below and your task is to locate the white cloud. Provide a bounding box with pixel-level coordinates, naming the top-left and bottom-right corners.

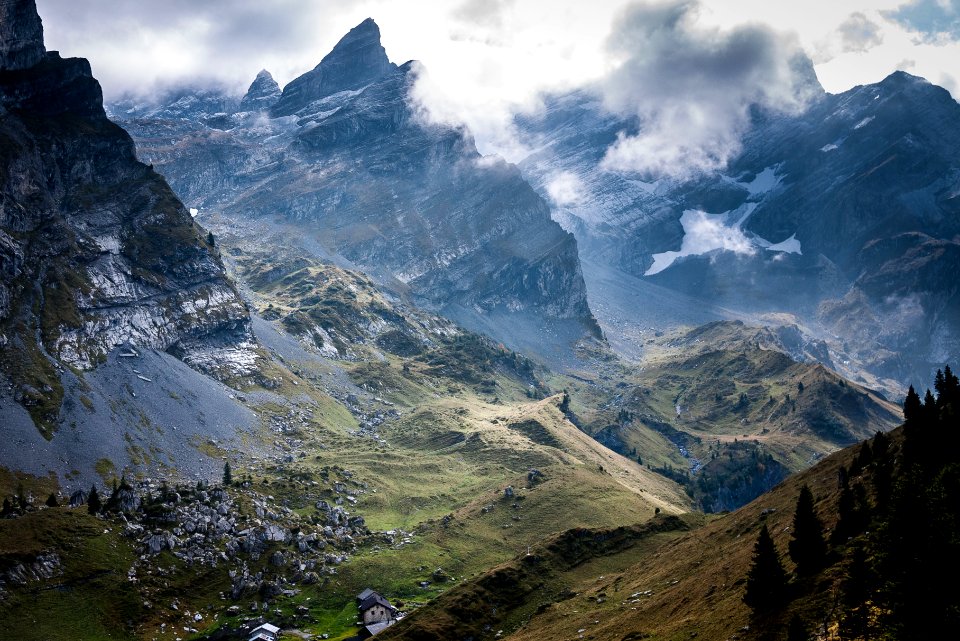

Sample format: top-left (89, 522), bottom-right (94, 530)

top-left (598, 1), bottom-right (817, 179)
top-left (545, 172), bottom-right (586, 207)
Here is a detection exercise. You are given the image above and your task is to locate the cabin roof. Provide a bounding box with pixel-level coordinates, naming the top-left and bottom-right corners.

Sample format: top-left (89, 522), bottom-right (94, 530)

top-left (360, 593), bottom-right (394, 612)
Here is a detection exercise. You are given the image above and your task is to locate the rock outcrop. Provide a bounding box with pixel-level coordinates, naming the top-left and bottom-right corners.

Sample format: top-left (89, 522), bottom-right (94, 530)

top-left (238, 69), bottom-right (280, 112)
top-left (0, 0), bottom-right (44, 71)
top-left (0, 0), bottom-right (256, 435)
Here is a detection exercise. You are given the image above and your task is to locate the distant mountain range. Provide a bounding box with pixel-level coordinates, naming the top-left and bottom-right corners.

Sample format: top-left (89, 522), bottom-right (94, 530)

top-left (515, 71), bottom-right (960, 391)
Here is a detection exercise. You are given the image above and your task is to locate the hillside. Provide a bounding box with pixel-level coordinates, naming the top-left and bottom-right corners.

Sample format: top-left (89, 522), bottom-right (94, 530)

top-left (563, 321), bottom-right (901, 511)
top-left (380, 368), bottom-right (960, 640)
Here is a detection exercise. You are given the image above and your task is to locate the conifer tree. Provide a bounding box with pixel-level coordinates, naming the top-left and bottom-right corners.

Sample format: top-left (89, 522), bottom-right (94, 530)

top-left (923, 388), bottom-right (937, 421)
top-left (903, 385), bottom-right (922, 422)
top-left (789, 485), bottom-right (826, 575)
top-left (223, 461), bottom-right (232, 486)
top-left (786, 613), bottom-right (808, 641)
top-left (840, 544), bottom-right (872, 640)
top-left (87, 485), bottom-right (102, 515)
top-left (45, 492), bottom-right (58, 508)
top-left (744, 523), bottom-right (788, 611)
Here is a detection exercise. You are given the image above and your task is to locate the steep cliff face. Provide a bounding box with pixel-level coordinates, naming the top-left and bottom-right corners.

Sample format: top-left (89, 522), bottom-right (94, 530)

top-left (0, 0), bottom-right (44, 71)
top-left (0, 0), bottom-right (255, 436)
top-left (271, 17), bottom-right (396, 117)
top-left (113, 19), bottom-right (600, 357)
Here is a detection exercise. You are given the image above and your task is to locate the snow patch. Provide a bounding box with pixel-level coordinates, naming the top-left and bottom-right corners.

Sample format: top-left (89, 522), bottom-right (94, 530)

top-left (741, 166), bottom-right (782, 195)
top-left (763, 234), bottom-right (802, 255)
top-left (820, 143), bottom-right (838, 152)
top-left (645, 208), bottom-right (755, 276)
top-left (854, 116), bottom-right (875, 129)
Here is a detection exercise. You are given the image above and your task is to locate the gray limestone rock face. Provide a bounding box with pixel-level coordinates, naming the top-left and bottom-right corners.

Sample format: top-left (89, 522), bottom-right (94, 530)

top-left (272, 18), bottom-right (395, 117)
top-left (0, 0), bottom-right (45, 71)
top-left (239, 69), bottom-right (281, 112)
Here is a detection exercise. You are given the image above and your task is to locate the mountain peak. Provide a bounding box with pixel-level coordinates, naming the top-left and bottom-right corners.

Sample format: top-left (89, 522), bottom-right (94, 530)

top-left (0, 0), bottom-right (46, 71)
top-left (271, 17), bottom-right (396, 117)
top-left (240, 68), bottom-right (281, 112)
top-left (880, 69), bottom-right (927, 88)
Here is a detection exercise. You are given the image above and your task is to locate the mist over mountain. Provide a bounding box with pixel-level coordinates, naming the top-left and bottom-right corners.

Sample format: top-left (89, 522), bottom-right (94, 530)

top-left (516, 68), bottom-right (960, 393)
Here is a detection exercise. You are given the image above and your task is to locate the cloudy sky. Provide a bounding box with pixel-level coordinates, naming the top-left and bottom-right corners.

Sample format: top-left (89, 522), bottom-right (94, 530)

top-left (37, 0), bottom-right (960, 171)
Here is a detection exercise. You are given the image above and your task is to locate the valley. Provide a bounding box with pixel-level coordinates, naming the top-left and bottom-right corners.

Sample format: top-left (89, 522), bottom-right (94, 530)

top-left (1, 1), bottom-right (958, 640)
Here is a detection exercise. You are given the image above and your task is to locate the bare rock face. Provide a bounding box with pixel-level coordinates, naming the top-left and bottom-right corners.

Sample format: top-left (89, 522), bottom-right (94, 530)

top-left (0, 0), bottom-right (45, 71)
top-left (239, 69), bottom-right (280, 112)
top-left (0, 0), bottom-right (256, 436)
top-left (272, 18), bottom-right (395, 117)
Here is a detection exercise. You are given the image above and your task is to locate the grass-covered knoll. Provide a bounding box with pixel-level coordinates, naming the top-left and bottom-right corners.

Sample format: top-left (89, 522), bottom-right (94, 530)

top-left (0, 508), bottom-right (142, 641)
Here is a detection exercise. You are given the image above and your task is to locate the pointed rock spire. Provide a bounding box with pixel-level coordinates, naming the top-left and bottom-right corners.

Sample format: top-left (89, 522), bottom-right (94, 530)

top-left (272, 18), bottom-right (397, 117)
top-left (239, 69), bottom-right (281, 112)
top-left (0, 0), bottom-right (46, 71)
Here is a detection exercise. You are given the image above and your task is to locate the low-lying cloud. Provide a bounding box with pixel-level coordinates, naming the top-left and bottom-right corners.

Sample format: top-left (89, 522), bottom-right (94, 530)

top-left (545, 172), bottom-right (587, 207)
top-left (599, 0), bottom-right (819, 179)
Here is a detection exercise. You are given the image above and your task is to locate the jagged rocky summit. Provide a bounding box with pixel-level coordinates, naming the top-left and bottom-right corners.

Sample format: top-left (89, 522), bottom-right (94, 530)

top-left (238, 69), bottom-right (280, 112)
top-left (114, 18), bottom-right (600, 358)
top-left (0, 0), bottom-right (256, 434)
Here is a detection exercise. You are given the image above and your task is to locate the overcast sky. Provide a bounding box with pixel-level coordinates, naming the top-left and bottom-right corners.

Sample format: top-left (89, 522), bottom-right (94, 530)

top-left (37, 0), bottom-right (960, 171)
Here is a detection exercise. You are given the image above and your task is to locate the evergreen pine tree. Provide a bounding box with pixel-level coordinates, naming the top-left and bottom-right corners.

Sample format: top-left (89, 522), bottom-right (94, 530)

top-left (923, 389), bottom-right (937, 422)
top-left (744, 523), bottom-right (788, 611)
top-left (840, 544), bottom-right (872, 640)
top-left (1, 497), bottom-right (11, 516)
top-left (45, 492), bottom-right (58, 508)
top-left (903, 385), bottom-right (922, 422)
top-left (870, 431), bottom-right (893, 512)
top-left (223, 461), bottom-right (232, 486)
top-left (786, 613), bottom-right (808, 641)
top-left (789, 485), bottom-right (826, 575)
top-left (87, 485), bottom-right (102, 515)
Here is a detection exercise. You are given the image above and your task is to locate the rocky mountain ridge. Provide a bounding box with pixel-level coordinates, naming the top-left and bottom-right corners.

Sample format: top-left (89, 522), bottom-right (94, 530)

top-left (110, 18), bottom-right (601, 364)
